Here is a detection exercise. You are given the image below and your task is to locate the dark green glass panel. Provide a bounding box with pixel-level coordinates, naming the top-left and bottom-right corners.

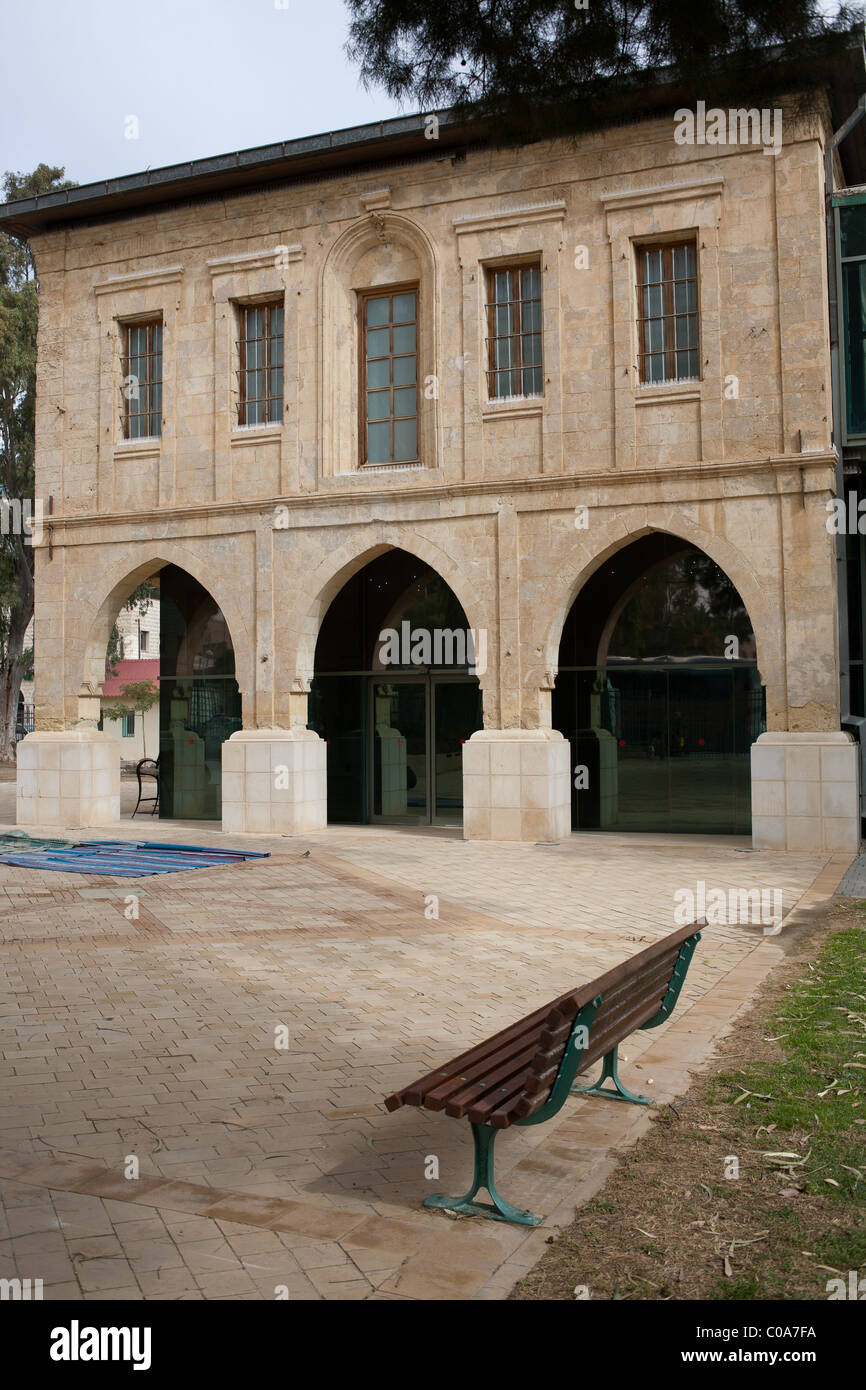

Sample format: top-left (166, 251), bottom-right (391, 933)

top-left (842, 258), bottom-right (866, 437)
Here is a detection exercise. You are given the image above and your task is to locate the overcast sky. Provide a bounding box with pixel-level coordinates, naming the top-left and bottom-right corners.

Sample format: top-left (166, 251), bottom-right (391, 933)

top-left (0, 0), bottom-right (402, 190)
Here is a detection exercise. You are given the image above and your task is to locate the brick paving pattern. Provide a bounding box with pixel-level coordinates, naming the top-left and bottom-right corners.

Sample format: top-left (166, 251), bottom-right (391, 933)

top-left (0, 816), bottom-right (848, 1299)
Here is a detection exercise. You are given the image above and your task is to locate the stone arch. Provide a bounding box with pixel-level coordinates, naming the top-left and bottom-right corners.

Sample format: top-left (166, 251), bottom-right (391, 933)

top-left (75, 544), bottom-right (254, 719)
top-left (530, 515), bottom-right (780, 728)
top-left (294, 529), bottom-right (493, 708)
top-left (319, 211), bottom-right (441, 475)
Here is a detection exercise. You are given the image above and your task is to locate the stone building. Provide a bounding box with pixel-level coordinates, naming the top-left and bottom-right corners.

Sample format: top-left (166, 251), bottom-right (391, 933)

top-left (3, 45), bottom-right (866, 847)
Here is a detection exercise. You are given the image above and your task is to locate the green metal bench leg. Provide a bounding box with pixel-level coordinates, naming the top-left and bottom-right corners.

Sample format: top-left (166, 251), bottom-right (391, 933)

top-left (424, 1122), bottom-right (542, 1226)
top-left (571, 1044), bottom-right (653, 1106)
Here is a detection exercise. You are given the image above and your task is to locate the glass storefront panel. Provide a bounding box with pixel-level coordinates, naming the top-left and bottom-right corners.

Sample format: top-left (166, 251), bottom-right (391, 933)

top-left (372, 681), bottom-right (428, 820)
top-left (311, 550), bottom-right (484, 825)
top-left (560, 663), bottom-right (761, 834)
top-left (157, 565), bottom-right (241, 820)
top-left (308, 675), bottom-right (367, 825)
top-left (433, 680), bottom-right (483, 823)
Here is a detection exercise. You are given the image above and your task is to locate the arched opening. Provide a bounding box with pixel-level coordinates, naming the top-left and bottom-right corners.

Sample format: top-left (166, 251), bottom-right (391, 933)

top-left (308, 549), bottom-right (483, 825)
top-left (100, 563), bottom-right (241, 820)
top-left (552, 534), bottom-right (765, 834)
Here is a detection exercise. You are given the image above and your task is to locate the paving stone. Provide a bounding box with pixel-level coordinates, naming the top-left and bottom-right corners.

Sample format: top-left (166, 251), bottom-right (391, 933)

top-left (0, 827), bottom-right (845, 1299)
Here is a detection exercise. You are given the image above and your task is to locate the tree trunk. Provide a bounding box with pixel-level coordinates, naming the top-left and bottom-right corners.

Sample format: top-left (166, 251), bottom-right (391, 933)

top-left (0, 599), bottom-right (32, 762)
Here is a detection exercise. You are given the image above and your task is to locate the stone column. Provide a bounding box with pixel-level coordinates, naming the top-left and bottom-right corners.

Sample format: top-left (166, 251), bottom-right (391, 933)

top-left (751, 731), bottom-right (859, 853)
top-left (462, 729), bottom-right (571, 841)
top-left (221, 727), bottom-right (327, 834)
top-left (16, 730), bottom-right (121, 828)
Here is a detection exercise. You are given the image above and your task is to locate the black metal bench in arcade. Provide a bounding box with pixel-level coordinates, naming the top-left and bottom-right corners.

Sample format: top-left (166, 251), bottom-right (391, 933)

top-left (385, 921), bottom-right (702, 1226)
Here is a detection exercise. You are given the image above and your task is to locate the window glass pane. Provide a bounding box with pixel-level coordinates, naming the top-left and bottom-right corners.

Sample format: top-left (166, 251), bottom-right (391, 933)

top-left (366, 297), bottom-right (390, 327)
top-left (367, 421), bottom-right (390, 463)
top-left (521, 332), bottom-right (542, 366)
top-left (644, 318), bottom-right (664, 352)
top-left (367, 390), bottom-right (390, 421)
top-left (522, 298), bottom-right (541, 333)
top-left (269, 367), bottom-right (283, 402)
top-left (645, 354), bottom-right (665, 382)
top-left (392, 354), bottom-right (416, 386)
top-left (393, 386), bottom-right (416, 417)
top-left (843, 259), bottom-right (866, 435)
top-left (151, 323), bottom-right (163, 354)
top-left (494, 332), bottom-right (514, 368)
top-left (269, 334), bottom-right (284, 368)
top-left (366, 327), bottom-right (390, 357)
top-left (521, 265), bottom-right (541, 300)
top-left (367, 358), bottom-right (389, 388)
top-left (523, 365), bottom-right (543, 396)
top-left (672, 244), bottom-right (688, 278)
top-left (392, 323), bottom-right (416, 354)
top-left (643, 250), bottom-right (663, 283)
top-left (392, 292), bottom-right (416, 323)
top-left (674, 315), bottom-right (696, 349)
top-left (676, 348), bottom-right (699, 379)
top-left (493, 271), bottom-right (511, 303)
top-left (494, 303), bottom-right (513, 338)
top-left (246, 308), bottom-right (262, 341)
top-left (393, 417), bottom-right (417, 460)
top-left (270, 305), bottom-right (284, 335)
top-left (644, 284), bottom-right (664, 318)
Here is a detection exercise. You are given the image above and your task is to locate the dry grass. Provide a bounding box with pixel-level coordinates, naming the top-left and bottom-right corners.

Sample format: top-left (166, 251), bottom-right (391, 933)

top-left (511, 899), bottom-right (866, 1301)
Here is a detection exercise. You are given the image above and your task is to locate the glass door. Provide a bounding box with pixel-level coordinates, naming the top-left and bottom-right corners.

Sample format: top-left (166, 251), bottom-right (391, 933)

top-left (370, 680), bottom-right (428, 822)
top-left (432, 679), bottom-right (482, 825)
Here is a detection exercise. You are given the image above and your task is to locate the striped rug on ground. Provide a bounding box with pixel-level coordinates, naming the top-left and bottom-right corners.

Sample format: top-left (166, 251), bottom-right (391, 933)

top-left (0, 841), bottom-right (270, 877)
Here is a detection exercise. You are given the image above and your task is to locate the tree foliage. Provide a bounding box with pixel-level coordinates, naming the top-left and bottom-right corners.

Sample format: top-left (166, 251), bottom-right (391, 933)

top-left (345, 0), bottom-right (864, 138)
top-left (0, 164), bottom-right (75, 757)
top-left (102, 679), bottom-right (160, 760)
top-left (105, 581), bottom-right (157, 680)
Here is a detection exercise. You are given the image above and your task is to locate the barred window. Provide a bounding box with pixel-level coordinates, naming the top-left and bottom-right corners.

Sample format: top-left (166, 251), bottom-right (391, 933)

top-left (122, 320), bottom-right (162, 439)
top-left (485, 263), bottom-right (543, 399)
top-left (637, 242), bottom-right (699, 384)
top-left (238, 301), bottom-right (284, 426)
top-left (360, 287), bottom-right (418, 465)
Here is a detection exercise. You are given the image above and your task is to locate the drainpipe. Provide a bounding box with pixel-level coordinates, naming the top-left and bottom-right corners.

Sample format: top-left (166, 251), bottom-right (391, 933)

top-left (825, 96), bottom-right (866, 813)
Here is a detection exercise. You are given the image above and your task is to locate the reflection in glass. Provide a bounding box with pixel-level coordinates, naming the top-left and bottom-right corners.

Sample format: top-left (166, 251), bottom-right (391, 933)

top-left (553, 540), bottom-right (764, 834)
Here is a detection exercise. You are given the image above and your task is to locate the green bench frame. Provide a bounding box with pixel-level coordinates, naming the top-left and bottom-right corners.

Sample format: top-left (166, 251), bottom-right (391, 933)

top-left (387, 926), bottom-right (702, 1227)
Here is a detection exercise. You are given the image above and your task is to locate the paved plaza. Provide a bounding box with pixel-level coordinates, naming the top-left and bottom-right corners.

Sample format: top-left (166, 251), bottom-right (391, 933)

top-left (0, 788), bottom-right (851, 1298)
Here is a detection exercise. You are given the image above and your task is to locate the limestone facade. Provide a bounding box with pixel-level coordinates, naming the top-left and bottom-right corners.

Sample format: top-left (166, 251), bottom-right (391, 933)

top-left (15, 99), bottom-right (858, 846)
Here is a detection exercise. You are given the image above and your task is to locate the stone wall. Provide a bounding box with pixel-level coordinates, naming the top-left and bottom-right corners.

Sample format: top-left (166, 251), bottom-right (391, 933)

top-left (22, 98), bottom-right (854, 845)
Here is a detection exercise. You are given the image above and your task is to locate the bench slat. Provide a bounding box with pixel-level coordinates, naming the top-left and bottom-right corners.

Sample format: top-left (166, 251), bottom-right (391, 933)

top-left (384, 922), bottom-right (701, 1126)
top-left (387, 1000), bottom-right (571, 1110)
top-left (520, 954), bottom-right (676, 1096)
top-left (424, 1022), bottom-right (555, 1110)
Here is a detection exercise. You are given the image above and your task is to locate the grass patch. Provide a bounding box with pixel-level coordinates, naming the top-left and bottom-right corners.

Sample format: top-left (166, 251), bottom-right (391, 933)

top-left (511, 903), bottom-right (866, 1301)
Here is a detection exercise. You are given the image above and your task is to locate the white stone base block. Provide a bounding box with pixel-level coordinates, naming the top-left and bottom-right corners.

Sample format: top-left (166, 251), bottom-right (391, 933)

top-left (16, 730), bottom-right (121, 827)
top-left (221, 728), bottom-right (327, 834)
top-left (462, 729), bottom-right (571, 841)
top-left (751, 731), bottom-right (860, 852)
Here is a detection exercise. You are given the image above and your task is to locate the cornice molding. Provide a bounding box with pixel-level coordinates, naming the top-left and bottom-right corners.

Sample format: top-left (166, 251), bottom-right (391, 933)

top-left (207, 245), bottom-right (303, 276)
top-left (600, 176), bottom-right (724, 213)
top-left (453, 200), bottom-right (567, 235)
top-left (93, 265), bottom-right (184, 296)
top-left (42, 452), bottom-right (837, 539)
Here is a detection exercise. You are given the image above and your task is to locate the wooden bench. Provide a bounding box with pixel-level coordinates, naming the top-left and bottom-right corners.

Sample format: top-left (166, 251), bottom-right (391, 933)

top-left (385, 921), bottom-right (702, 1226)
